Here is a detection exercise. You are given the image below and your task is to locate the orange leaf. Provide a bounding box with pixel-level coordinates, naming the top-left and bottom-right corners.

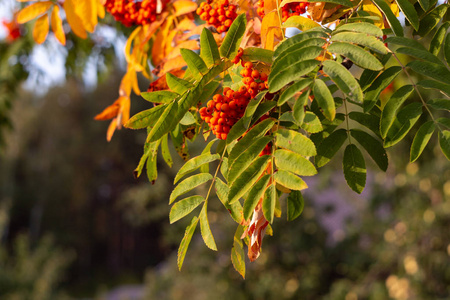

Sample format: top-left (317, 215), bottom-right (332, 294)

top-left (51, 6), bottom-right (65, 45)
top-left (148, 68), bottom-right (185, 91)
top-left (75, 0), bottom-right (97, 33)
top-left (106, 118), bottom-right (118, 142)
top-left (261, 11), bottom-right (282, 50)
top-left (166, 40), bottom-right (199, 60)
top-left (17, 1), bottom-right (53, 24)
top-left (173, 0), bottom-right (198, 16)
top-left (151, 17), bottom-right (174, 67)
top-left (64, 0), bottom-right (87, 38)
top-left (94, 99), bottom-right (121, 120)
top-left (263, 0), bottom-right (277, 14)
top-left (97, 0), bottom-right (105, 18)
top-left (33, 14), bottom-right (49, 44)
top-left (159, 56), bottom-right (188, 76)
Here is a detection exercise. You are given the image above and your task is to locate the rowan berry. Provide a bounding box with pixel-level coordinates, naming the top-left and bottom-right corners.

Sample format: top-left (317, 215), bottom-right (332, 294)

top-left (251, 69), bottom-right (260, 79)
top-left (250, 82), bottom-right (259, 90)
top-left (239, 86), bottom-right (248, 94)
top-left (213, 94), bottom-right (223, 102)
top-left (207, 100), bottom-right (215, 108)
top-left (199, 107), bottom-right (207, 114)
top-left (260, 72), bottom-right (268, 81)
top-left (215, 102), bottom-right (222, 111)
top-left (221, 103), bottom-right (229, 112)
top-left (221, 133), bottom-right (228, 140)
top-left (244, 61), bottom-right (253, 69)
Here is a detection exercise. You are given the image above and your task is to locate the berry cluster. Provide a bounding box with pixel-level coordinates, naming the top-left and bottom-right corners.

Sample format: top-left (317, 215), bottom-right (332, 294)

top-left (104, 0), bottom-right (167, 27)
top-left (281, 2), bottom-right (309, 22)
top-left (199, 58), bottom-right (270, 140)
top-left (256, 0), bottom-right (265, 18)
top-left (196, 0), bottom-right (237, 33)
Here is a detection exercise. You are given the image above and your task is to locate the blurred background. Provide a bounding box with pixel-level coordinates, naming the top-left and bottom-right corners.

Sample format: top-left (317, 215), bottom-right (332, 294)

top-left (0, 0), bottom-right (449, 299)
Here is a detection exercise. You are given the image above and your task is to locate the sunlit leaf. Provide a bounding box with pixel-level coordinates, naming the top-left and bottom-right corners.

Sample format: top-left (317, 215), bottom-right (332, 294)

top-left (274, 170), bottom-right (308, 191)
top-left (333, 22), bottom-right (383, 37)
top-left (231, 226), bottom-right (246, 278)
top-left (282, 15), bottom-right (320, 31)
top-left (33, 14), bottom-right (49, 44)
top-left (200, 28), bottom-right (220, 67)
top-left (268, 59), bottom-right (319, 93)
top-left (166, 73), bottom-right (193, 94)
top-left (275, 128), bottom-right (317, 157)
top-left (243, 174), bottom-right (271, 221)
top-left (327, 42), bottom-right (383, 71)
top-left (429, 22), bottom-right (450, 56)
top-left (330, 32), bottom-right (388, 54)
top-left (274, 149), bottom-right (317, 176)
top-left (219, 14), bottom-right (247, 59)
top-left (17, 1), bottom-right (52, 24)
top-left (125, 105), bottom-right (166, 129)
top-left (278, 78), bottom-right (313, 106)
top-left (170, 173), bottom-right (213, 204)
top-left (215, 178), bottom-right (243, 223)
top-left (170, 196), bottom-right (205, 223)
top-left (395, 0), bottom-right (419, 31)
top-left (64, 0), bottom-right (87, 38)
top-left (199, 204), bottom-right (217, 250)
top-left (174, 153), bottom-right (220, 183)
top-left (313, 79), bottom-right (336, 121)
top-left (323, 60), bottom-right (363, 104)
top-left (51, 6), bottom-right (65, 45)
top-left (410, 121), bottom-right (435, 162)
top-left (177, 216), bottom-right (198, 270)
top-left (371, 0), bottom-right (403, 36)
top-left (262, 183), bottom-right (276, 223)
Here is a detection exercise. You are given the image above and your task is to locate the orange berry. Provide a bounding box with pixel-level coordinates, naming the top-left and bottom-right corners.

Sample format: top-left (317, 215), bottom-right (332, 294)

top-left (251, 69), bottom-right (260, 79)
top-left (213, 111), bottom-right (220, 118)
top-left (209, 9), bottom-right (217, 16)
top-left (215, 102), bottom-right (222, 110)
top-left (239, 86), bottom-right (247, 94)
top-left (241, 68), bottom-right (251, 77)
top-left (226, 90), bottom-right (234, 98)
top-left (243, 77), bottom-right (254, 85)
top-left (224, 19), bottom-right (232, 27)
top-left (209, 17), bottom-right (216, 24)
top-left (248, 88), bottom-right (257, 96)
top-left (228, 4), bottom-right (237, 12)
top-left (218, 118), bottom-right (226, 125)
top-left (200, 12), bottom-right (209, 20)
top-left (260, 73), bottom-right (268, 81)
top-left (205, 116), bottom-right (211, 123)
top-left (218, 15), bottom-right (226, 22)
top-left (213, 94), bottom-right (223, 102)
top-left (199, 107), bottom-right (207, 115)
top-left (250, 82), bottom-right (259, 90)
top-left (264, 80), bottom-right (269, 89)
top-left (223, 125), bottom-right (230, 133)
top-left (258, 82), bottom-right (266, 90)
top-left (244, 61), bottom-right (253, 69)
top-left (229, 101), bottom-right (237, 110)
top-left (207, 100), bottom-right (215, 108)
top-left (221, 103), bottom-right (229, 112)
top-left (233, 91), bottom-right (241, 99)
top-left (220, 133), bottom-right (228, 140)
top-left (220, 112), bottom-right (227, 117)
top-left (196, 8), bottom-right (203, 15)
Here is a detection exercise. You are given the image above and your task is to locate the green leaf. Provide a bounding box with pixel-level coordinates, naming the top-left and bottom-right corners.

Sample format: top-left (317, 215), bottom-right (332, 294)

top-left (313, 79), bottom-right (336, 121)
top-left (146, 101), bottom-right (179, 143)
top-left (198, 80), bottom-right (221, 105)
top-left (371, 0), bottom-right (404, 36)
top-left (287, 190), bottom-right (304, 221)
top-left (438, 130), bottom-right (450, 160)
top-left (315, 128), bottom-right (347, 167)
top-left (327, 42), bottom-right (383, 71)
top-left (418, 0), bottom-right (430, 11)
top-left (333, 22), bottom-right (383, 37)
top-left (429, 22), bottom-right (450, 56)
top-left (272, 46), bottom-right (323, 80)
top-left (282, 0), bottom-right (352, 6)
top-left (384, 36), bottom-right (427, 51)
top-left (427, 99), bottom-right (450, 111)
top-left (268, 59), bottom-right (319, 93)
top-left (134, 138), bottom-right (159, 179)
top-left (262, 184), bottom-right (276, 223)
top-left (219, 14), bottom-right (247, 59)
top-left (330, 32), bottom-right (388, 54)
top-left (231, 226), bottom-right (246, 279)
top-left (243, 174), bottom-right (271, 221)
top-left (364, 66), bottom-right (402, 112)
top-left (407, 60), bottom-right (450, 85)
top-left (146, 140), bottom-right (159, 183)
top-left (395, 47), bottom-right (442, 65)
top-left (350, 129), bottom-right (388, 171)
top-left (170, 173), bottom-right (213, 204)
top-left (177, 216), bottom-right (198, 270)
top-left (166, 73), bottom-right (193, 94)
top-left (199, 204), bottom-right (217, 250)
top-left (141, 91), bottom-right (179, 104)
top-left (200, 28), bottom-right (220, 68)
top-left (276, 38), bottom-right (327, 65)
top-left (293, 89), bottom-right (310, 125)
top-left (242, 47), bottom-right (274, 65)
top-left (410, 121), bottom-right (436, 162)
top-left (301, 111), bottom-right (323, 133)
top-left (274, 170), bottom-right (308, 191)
top-left (251, 102), bottom-right (277, 125)
top-left (161, 134), bottom-right (173, 167)
top-left (228, 136), bottom-right (272, 184)
top-left (275, 128), bottom-right (317, 156)
top-left (274, 149), bottom-right (317, 176)
top-left (343, 144), bottom-right (366, 194)
top-left (395, 0), bottom-right (419, 31)
top-left (415, 4), bottom-right (448, 37)
top-left (278, 78), bottom-right (313, 106)
top-left (171, 124), bottom-right (190, 161)
top-left (349, 112), bottom-right (381, 137)
top-left (444, 32), bottom-right (450, 67)
top-left (417, 80), bottom-right (450, 97)
top-left (228, 155), bottom-right (270, 204)
top-left (215, 178), bottom-right (243, 223)
top-left (274, 28), bottom-right (329, 58)
top-left (282, 15), bottom-right (321, 31)
top-left (323, 60), bottom-right (363, 103)
top-left (385, 103), bottom-right (423, 148)
top-left (437, 118), bottom-right (450, 129)
top-left (228, 119), bottom-right (275, 165)
top-left (180, 48), bottom-right (208, 81)
top-left (125, 105), bottom-right (166, 129)
top-left (170, 196), bottom-right (205, 223)
top-left (174, 153), bottom-right (220, 183)
top-left (380, 85), bottom-right (415, 138)
top-left (179, 111), bottom-right (196, 125)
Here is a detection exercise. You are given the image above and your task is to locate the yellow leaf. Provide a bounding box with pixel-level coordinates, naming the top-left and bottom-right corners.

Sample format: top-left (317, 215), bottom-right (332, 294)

top-left (124, 26), bottom-right (142, 63)
top-left (261, 11), bottom-right (283, 50)
top-left (75, 0), bottom-right (97, 33)
top-left (51, 6), bottom-right (65, 45)
top-left (264, 0), bottom-right (277, 14)
top-left (64, 0), bottom-right (87, 38)
top-left (106, 118), bottom-right (117, 142)
top-left (282, 15), bottom-right (320, 31)
top-left (152, 17), bottom-right (174, 67)
top-left (173, 0), bottom-right (198, 16)
top-left (17, 1), bottom-right (53, 24)
top-left (33, 14), bottom-right (49, 44)
top-left (97, 0), bottom-right (105, 18)
top-left (159, 56), bottom-right (188, 75)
